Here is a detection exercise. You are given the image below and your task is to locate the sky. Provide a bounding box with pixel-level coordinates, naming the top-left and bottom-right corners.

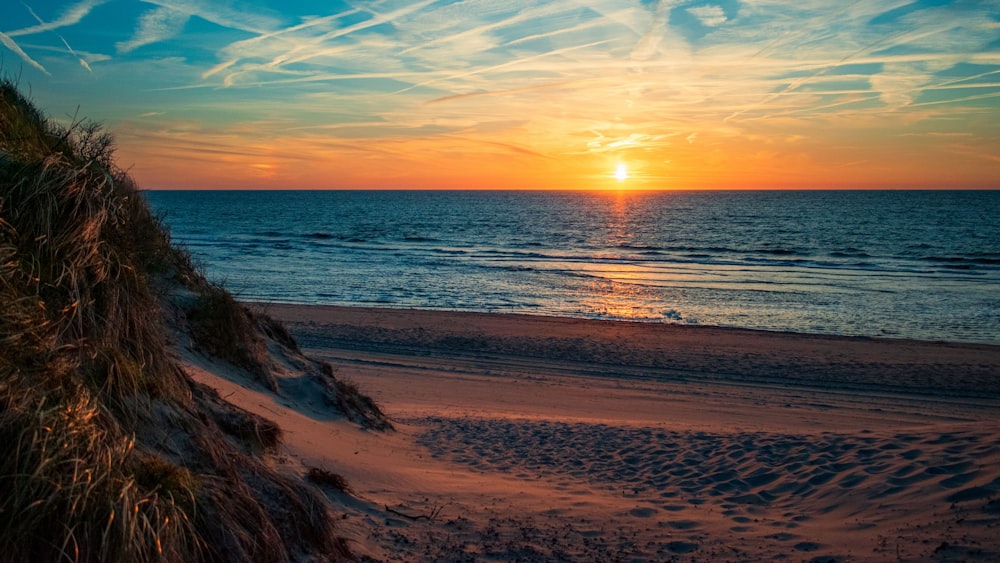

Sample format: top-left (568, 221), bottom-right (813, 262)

top-left (2, 0), bottom-right (999, 190)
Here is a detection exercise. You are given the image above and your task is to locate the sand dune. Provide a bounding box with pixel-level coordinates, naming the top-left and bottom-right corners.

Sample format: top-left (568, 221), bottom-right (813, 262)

top-left (209, 304), bottom-right (1000, 561)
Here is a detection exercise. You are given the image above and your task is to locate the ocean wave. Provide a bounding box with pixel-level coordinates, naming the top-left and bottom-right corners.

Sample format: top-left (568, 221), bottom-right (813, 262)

top-left (830, 248), bottom-right (872, 258)
top-left (618, 243), bottom-right (666, 252)
top-left (667, 245), bottom-right (742, 254)
top-left (754, 247), bottom-right (799, 255)
top-left (554, 243), bottom-right (813, 261)
top-left (921, 255), bottom-right (1000, 266)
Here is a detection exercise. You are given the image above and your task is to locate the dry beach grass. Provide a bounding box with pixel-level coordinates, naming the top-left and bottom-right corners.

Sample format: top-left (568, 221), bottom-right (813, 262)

top-left (0, 78), bottom-right (385, 562)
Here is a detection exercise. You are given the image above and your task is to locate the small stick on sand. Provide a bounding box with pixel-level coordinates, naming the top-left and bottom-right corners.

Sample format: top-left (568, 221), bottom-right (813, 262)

top-left (385, 504), bottom-right (444, 521)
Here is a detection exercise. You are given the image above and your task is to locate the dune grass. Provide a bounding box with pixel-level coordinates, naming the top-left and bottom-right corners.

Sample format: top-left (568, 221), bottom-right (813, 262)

top-left (1, 77), bottom-right (192, 561)
top-left (187, 283), bottom-right (276, 390)
top-left (0, 77), bottom-right (354, 561)
top-left (306, 467), bottom-right (352, 493)
top-left (319, 362), bottom-right (392, 431)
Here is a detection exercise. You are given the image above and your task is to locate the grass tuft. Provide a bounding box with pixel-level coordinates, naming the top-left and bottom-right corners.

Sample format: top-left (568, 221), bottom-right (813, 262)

top-left (306, 467), bottom-right (352, 493)
top-left (131, 452), bottom-right (200, 508)
top-left (216, 407), bottom-right (283, 452)
top-left (319, 364), bottom-right (393, 431)
top-left (258, 312), bottom-right (301, 352)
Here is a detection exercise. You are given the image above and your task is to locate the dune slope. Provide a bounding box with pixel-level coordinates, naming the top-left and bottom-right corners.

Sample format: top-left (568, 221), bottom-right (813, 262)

top-left (0, 79), bottom-right (386, 562)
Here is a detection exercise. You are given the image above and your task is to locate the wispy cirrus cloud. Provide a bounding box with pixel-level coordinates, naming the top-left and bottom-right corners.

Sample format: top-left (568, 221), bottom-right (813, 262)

top-left (1, 0), bottom-right (111, 74)
top-left (20, 1), bottom-right (92, 70)
top-left (116, 6), bottom-right (190, 53)
top-left (6, 0), bottom-right (111, 37)
top-left (0, 30), bottom-right (49, 74)
top-left (136, 0), bottom-right (279, 34)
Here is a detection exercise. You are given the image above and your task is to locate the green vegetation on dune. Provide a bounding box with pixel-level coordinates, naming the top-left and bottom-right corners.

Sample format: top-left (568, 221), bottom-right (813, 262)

top-left (0, 78), bottom-right (377, 561)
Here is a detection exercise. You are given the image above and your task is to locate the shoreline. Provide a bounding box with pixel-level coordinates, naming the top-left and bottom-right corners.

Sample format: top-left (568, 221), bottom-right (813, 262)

top-left (261, 303), bottom-right (1000, 399)
top-left (249, 300), bottom-right (1000, 347)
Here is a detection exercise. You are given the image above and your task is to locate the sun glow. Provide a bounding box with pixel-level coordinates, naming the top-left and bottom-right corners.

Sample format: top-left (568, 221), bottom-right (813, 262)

top-left (615, 163), bottom-right (628, 182)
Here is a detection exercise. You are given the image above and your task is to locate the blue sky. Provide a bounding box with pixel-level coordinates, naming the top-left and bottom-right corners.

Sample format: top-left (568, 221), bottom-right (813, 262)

top-left (3, 0), bottom-right (999, 189)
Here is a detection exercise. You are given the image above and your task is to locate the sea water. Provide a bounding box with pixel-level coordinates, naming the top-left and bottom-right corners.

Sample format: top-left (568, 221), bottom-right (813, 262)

top-left (144, 190), bottom-right (1000, 344)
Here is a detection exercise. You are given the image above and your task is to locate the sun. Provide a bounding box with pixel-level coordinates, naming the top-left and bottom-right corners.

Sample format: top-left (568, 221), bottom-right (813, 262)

top-left (615, 163), bottom-right (628, 182)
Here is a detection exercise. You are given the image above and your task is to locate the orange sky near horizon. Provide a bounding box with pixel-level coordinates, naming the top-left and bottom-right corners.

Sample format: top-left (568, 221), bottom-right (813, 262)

top-left (116, 121), bottom-right (998, 190)
top-left (6, 1), bottom-right (999, 190)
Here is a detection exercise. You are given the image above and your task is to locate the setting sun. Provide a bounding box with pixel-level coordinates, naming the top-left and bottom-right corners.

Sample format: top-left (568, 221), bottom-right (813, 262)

top-left (615, 163), bottom-right (628, 182)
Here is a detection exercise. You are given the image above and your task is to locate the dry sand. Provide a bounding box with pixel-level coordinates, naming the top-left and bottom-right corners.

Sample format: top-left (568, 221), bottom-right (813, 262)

top-left (193, 304), bottom-right (1000, 561)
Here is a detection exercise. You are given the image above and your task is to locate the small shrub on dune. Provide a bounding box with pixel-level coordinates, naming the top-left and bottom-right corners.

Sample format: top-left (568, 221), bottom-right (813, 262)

top-left (189, 426), bottom-right (349, 562)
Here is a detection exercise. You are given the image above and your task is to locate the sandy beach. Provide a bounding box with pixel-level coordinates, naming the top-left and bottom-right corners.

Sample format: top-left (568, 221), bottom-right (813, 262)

top-left (191, 304), bottom-right (1000, 561)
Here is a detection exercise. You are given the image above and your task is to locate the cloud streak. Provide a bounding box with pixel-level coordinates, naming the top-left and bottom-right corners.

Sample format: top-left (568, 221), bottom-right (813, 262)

top-left (0, 30), bottom-right (49, 74)
top-left (117, 6), bottom-right (190, 53)
top-left (6, 0), bottom-right (110, 37)
top-left (21, 1), bottom-right (91, 71)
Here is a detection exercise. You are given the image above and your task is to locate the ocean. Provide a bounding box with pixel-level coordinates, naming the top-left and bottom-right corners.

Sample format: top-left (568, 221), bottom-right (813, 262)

top-left (144, 190), bottom-right (1000, 344)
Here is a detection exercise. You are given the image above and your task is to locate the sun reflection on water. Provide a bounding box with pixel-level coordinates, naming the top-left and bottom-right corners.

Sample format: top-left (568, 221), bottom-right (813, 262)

top-left (578, 276), bottom-right (670, 322)
top-left (583, 194), bottom-right (670, 321)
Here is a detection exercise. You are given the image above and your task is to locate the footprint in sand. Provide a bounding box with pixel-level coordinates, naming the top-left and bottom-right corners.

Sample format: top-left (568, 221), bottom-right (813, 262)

top-left (628, 507), bottom-right (657, 518)
top-left (939, 471), bottom-right (978, 488)
top-left (731, 516), bottom-right (752, 523)
top-left (794, 541), bottom-right (822, 552)
top-left (665, 540), bottom-right (699, 554)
